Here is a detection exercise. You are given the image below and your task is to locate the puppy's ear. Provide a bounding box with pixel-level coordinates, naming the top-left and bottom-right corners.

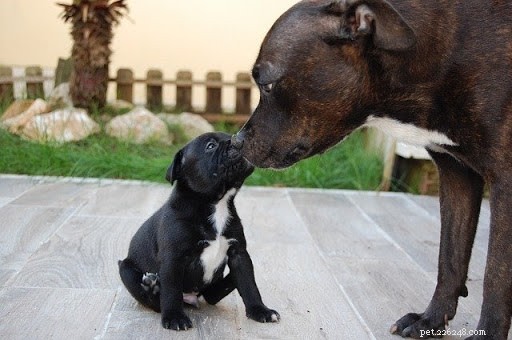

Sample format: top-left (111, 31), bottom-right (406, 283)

top-left (166, 149), bottom-right (184, 184)
top-left (339, 0), bottom-right (416, 51)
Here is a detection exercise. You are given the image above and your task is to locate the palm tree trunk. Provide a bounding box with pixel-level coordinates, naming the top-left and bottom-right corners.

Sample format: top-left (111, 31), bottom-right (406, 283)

top-left (58, 0), bottom-right (127, 110)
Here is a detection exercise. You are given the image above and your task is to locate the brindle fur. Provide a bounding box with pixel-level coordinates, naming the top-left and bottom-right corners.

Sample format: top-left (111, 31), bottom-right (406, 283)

top-left (235, 1), bottom-right (512, 339)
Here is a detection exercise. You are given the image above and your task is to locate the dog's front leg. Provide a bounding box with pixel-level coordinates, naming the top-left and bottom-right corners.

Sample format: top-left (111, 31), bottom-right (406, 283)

top-left (159, 254), bottom-right (192, 331)
top-left (227, 247), bottom-right (280, 323)
top-left (392, 151), bottom-right (484, 338)
top-left (468, 179), bottom-right (512, 340)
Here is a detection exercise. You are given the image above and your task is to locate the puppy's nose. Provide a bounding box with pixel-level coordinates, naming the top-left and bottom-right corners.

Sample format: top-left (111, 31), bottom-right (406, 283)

top-left (230, 131), bottom-right (245, 150)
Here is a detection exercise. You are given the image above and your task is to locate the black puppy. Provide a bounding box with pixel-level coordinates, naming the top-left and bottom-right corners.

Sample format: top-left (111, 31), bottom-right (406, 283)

top-left (118, 132), bottom-right (279, 331)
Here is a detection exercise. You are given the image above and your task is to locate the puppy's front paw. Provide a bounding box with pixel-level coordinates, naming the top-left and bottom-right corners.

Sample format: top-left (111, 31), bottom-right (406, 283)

top-left (246, 305), bottom-right (280, 323)
top-left (161, 310), bottom-right (193, 331)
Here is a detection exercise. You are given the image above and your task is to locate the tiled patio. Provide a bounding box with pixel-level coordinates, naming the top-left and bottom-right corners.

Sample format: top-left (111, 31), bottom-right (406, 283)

top-left (0, 175), bottom-right (502, 339)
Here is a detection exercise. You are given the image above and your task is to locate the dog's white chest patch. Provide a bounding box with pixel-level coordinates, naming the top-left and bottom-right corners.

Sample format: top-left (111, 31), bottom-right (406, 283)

top-left (200, 236), bottom-right (232, 283)
top-left (209, 188), bottom-right (236, 234)
top-left (200, 188), bottom-right (237, 283)
top-left (364, 116), bottom-right (457, 148)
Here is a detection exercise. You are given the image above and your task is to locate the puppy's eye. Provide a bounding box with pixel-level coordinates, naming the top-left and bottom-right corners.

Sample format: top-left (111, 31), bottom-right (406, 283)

top-left (261, 83), bottom-right (274, 93)
top-left (205, 141), bottom-right (217, 151)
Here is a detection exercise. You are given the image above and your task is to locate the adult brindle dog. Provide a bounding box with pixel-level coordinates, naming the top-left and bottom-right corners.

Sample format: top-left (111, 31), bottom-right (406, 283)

top-left (231, 0), bottom-right (512, 339)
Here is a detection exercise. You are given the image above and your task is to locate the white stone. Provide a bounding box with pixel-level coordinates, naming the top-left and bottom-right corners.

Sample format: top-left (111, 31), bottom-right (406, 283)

top-left (21, 108), bottom-right (100, 143)
top-left (105, 107), bottom-right (170, 144)
top-left (0, 99), bottom-right (35, 122)
top-left (158, 112), bottom-right (214, 140)
top-left (108, 99), bottom-right (134, 111)
top-left (47, 82), bottom-right (72, 110)
top-left (2, 98), bottom-right (49, 133)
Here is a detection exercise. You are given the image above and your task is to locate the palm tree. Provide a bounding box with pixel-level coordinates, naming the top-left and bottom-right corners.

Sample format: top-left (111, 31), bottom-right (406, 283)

top-left (58, 0), bottom-right (128, 109)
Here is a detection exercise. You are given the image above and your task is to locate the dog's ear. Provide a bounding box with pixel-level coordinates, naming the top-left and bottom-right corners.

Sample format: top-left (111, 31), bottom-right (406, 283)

top-left (324, 1), bottom-right (347, 15)
top-left (166, 149), bottom-right (184, 184)
top-left (336, 0), bottom-right (416, 51)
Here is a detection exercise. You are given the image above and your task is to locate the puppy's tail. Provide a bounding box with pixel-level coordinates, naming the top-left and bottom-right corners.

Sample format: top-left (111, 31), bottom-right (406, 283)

top-left (118, 259), bottom-right (161, 312)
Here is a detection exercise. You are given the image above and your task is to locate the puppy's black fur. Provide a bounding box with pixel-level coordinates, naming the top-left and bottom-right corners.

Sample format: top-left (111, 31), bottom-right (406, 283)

top-left (119, 132), bottom-right (279, 331)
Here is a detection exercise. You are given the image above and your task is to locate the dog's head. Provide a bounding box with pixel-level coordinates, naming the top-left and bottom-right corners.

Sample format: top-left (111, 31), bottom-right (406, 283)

top-left (167, 132), bottom-right (254, 199)
top-left (234, 0), bottom-right (416, 169)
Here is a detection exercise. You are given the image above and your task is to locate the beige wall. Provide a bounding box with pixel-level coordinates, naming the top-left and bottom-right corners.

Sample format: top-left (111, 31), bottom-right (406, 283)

top-left (0, 0), bottom-right (298, 108)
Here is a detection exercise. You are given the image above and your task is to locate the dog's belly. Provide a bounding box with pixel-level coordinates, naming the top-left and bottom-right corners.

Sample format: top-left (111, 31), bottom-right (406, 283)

top-left (364, 116), bottom-right (457, 149)
top-left (200, 236), bottom-right (231, 283)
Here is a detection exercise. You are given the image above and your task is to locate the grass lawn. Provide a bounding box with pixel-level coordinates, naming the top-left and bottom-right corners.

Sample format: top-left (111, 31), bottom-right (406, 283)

top-left (0, 125), bottom-right (382, 190)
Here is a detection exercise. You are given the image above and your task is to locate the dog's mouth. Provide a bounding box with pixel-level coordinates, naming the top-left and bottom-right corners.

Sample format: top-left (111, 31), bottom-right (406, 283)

top-left (246, 141), bottom-right (313, 170)
top-left (215, 141), bottom-right (254, 185)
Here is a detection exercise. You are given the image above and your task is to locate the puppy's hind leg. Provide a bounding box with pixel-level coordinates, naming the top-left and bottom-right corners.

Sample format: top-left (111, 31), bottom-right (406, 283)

top-left (118, 259), bottom-right (161, 312)
top-left (201, 272), bottom-right (237, 305)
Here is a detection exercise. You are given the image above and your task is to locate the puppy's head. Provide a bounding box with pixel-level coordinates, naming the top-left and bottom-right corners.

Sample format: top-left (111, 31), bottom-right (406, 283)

top-left (166, 132), bottom-right (254, 199)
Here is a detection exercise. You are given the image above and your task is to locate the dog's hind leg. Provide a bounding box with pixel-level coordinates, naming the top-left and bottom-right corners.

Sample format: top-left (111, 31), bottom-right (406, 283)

top-left (391, 151), bottom-right (484, 338)
top-left (470, 180), bottom-right (512, 340)
top-left (118, 259), bottom-right (161, 312)
top-left (201, 273), bottom-right (236, 305)
top-left (141, 272), bottom-right (160, 295)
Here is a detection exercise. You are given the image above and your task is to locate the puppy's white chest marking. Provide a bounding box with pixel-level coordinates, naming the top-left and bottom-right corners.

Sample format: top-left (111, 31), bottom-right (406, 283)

top-left (364, 116), bottom-right (457, 148)
top-left (200, 188), bottom-right (237, 283)
top-left (209, 188), bottom-right (236, 234)
top-left (200, 237), bottom-right (232, 283)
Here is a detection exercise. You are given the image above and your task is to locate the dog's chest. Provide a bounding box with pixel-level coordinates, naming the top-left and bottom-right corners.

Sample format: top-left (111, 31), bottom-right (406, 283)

top-left (364, 116), bottom-right (457, 148)
top-left (200, 189), bottom-right (236, 283)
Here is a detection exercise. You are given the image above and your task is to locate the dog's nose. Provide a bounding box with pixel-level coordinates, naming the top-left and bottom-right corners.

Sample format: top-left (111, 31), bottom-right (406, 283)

top-left (231, 131), bottom-right (245, 150)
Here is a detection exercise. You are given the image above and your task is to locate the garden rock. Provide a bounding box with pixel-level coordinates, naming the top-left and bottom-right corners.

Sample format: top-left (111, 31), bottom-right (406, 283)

top-left (108, 99), bottom-right (134, 111)
top-left (106, 107), bottom-right (171, 144)
top-left (2, 99), bottom-right (49, 133)
top-left (21, 108), bottom-right (100, 143)
top-left (1, 99), bottom-right (35, 122)
top-left (47, 82), bottom-right (73, 110)
top-left (158, 112), bottom-right (214, 139)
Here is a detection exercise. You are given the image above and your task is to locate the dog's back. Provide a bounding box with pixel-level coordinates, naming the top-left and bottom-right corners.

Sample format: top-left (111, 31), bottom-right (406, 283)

top-left (373, 0), bottom-right (512, 176)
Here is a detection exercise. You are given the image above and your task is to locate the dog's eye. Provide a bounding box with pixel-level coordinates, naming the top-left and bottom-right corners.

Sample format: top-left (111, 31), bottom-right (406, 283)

top-left (261, 83), bottom-right (274, 93)
top-left (205, 141), bottom-right (217, 151)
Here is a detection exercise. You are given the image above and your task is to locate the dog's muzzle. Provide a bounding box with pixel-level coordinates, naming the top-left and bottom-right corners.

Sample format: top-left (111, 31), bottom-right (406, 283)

top-left (227, 133), bottom-right (245, 163)
top-left (230, 132), bottom-right (245, 150)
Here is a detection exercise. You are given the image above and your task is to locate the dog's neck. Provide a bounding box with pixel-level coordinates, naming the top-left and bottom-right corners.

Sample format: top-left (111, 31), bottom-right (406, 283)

top-left (169, 181), bottom-right (239, 213)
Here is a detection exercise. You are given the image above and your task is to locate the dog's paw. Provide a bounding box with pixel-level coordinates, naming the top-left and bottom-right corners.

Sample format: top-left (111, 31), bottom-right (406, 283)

top-left (141, 272), bottom-right (160, 295)
top-left (390, 312), bottom-right (447, 338)
top-left (161, 310), bottom-right (193, 331)
top-left (246, 305), bottom-right (280, 323)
